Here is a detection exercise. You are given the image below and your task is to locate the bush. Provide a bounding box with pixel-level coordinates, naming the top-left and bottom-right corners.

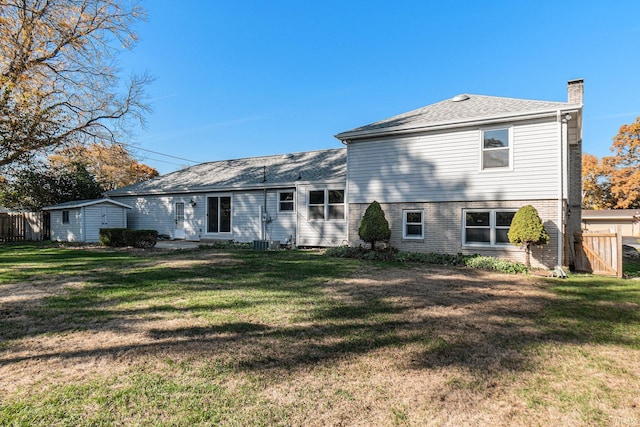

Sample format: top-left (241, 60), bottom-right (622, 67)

top-left (99, 228), bottom-right (158, 249)
top-left (325, 246), bottom-right (528, 274)
top-left (358, 201), bottom-right (391, 250)
top-left (508, 205), bottom-right (549, 267)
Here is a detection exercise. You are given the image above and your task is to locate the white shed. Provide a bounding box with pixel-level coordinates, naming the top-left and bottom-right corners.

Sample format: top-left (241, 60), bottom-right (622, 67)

top-left (43, 199), bottom-right (132, 243)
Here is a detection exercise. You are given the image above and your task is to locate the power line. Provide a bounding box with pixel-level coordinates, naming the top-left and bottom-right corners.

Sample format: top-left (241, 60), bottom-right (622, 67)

top-left (119, 142), bottom-right (199, 164)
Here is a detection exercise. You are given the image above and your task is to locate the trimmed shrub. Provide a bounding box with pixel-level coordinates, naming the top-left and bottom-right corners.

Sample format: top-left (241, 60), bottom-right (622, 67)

top-left (358, 201), bottom-right (391, 250)
top-left (99, 228), bottom-right (126, 247)
top-left (508, 205), bottom-right (549, 267)
top-left (463, 256), bottom-right (528, 274)
top-left (99, 228), bottom-right (158, 249)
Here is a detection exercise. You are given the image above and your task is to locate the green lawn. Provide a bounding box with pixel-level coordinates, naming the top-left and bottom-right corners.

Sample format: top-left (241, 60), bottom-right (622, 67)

top-left (1, 243), bottom-right (639, 426)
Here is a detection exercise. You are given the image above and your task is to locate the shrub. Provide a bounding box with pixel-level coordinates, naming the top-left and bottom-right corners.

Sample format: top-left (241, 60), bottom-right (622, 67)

top-left (358, 201), bottom-right (391, 250)
top-left (325, 247), bottom-right (528, 274)
top-left (463, 256), bottom-right (528, 274)
top-left (99, 228), bottom-right (158, 249)
top-left (508, 205), bottom-right (549, 267)
top-left (99, 228), bottom-right (126, 247)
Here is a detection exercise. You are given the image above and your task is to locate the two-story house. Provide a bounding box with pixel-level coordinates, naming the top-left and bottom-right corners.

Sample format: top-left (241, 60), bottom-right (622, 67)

top-left (335, 80), bottom-right (583, 269)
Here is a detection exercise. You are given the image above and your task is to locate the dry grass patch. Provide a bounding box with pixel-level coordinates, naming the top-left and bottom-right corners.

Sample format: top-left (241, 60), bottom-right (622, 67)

top-left (1, 244), bottom-right (639, 426)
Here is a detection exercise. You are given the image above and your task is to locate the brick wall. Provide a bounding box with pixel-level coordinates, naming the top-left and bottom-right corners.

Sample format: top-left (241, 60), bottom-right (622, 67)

top-left (349, 199), bottom-right (560, 269)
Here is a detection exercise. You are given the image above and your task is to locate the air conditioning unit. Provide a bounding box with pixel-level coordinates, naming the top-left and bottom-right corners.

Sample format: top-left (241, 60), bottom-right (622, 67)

top-left (253, 240), bottom-right (280, 250)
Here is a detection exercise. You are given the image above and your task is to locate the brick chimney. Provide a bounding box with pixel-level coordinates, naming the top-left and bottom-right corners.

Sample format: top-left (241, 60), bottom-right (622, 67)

top-left (568, 79), bottom-right (584, 104)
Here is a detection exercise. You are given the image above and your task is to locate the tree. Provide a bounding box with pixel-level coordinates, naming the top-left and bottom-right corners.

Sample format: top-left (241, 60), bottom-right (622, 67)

top-left (49, 143), bottom-right (159, 190)
top-left (0, 162), bottom-right (103, 210)
top-left (0, 0), bottom-right (150, 169)
top-left (606, 117), bottom-right (640, 208)
top-left (582, 153), bottom-right (614, 209)
top-left (508, 205), bottom-right (549, 268)
top-left (358, 201), bottom-right (391, 250)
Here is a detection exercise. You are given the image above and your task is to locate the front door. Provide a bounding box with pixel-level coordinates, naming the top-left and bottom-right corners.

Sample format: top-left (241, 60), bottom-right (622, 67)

top-left (174, 202), bottom-right (185, 239)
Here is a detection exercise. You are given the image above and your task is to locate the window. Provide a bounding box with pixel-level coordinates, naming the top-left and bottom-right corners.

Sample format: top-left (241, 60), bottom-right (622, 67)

top-left (62, 210), bottom-right (69, 224)
top-left (278, 191), bottom-right (294, 212)
top-left (308, 189), bottom-right (345, 221)
top-left (101, 207), bottom-right (108, 225)
top-left (463, 209), bottom-right (516, 246)
top-left (403, 210), bottom-right (424, 239)
top-left (482, 128), bottom-right (511, 170)
top-left (207, 196), bottom-right (231, 233)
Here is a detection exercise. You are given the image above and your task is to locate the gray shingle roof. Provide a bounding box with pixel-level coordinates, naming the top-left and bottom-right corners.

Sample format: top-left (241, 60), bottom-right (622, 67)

top-left (107, 148), bottom-right (346, 196)
top-left (43, 198), bottom-right (132, 210)
top-left (335, 94), bottom-right (578, 140)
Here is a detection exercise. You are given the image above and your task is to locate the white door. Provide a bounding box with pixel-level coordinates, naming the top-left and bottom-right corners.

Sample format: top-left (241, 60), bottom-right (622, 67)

top-left (174, 202), bottom-right (186, 239)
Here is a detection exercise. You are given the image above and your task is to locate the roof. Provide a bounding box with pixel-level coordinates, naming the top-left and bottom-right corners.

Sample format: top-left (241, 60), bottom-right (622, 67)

top-left (107, 148), bottom-right (346, 196)
top-left (42, 199), bottom-right (132, 211)
top-left (335, 94), bottom-right (580, 141)
top-left (582, 209), bottom-right (640, 220)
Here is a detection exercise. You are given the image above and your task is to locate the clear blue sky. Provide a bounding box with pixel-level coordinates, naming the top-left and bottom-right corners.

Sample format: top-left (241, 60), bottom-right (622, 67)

top-left (121, 1), bottom-right (640, 174)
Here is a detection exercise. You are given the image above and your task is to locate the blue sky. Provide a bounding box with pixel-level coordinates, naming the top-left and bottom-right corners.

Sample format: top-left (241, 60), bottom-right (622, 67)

top-left (121, 1), bottom-right (640, 174)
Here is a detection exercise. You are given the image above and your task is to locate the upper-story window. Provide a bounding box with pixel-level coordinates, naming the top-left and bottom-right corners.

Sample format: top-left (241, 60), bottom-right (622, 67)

top-left (482, 128), bottom-right (511, 170)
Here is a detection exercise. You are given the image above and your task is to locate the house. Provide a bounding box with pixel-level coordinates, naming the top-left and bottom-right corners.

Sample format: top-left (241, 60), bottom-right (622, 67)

top-left (334, 79), bottom-right (584, 269)
top-left (106, 148), bottom-right (347, 246)
top-left (582, 209), bottom-right (640, 237)
top-left (43, 199), bottom-right (131, 243)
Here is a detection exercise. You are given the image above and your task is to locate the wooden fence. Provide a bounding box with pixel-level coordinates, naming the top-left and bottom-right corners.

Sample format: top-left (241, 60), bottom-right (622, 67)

top-left (574, 230), bottom-right (622, 278)
top-left (0, 212), bottom-right (49, 242)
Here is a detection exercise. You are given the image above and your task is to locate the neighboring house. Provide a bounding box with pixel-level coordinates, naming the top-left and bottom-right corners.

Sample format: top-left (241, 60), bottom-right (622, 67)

top-left (43, 199), bottom-right (131, 243)
top-left (582, 209), bottom-right (640, 237)
top-left (106, 148), bottom-right (347, 246)
top-left (334, 79), bottom-right (584, 269)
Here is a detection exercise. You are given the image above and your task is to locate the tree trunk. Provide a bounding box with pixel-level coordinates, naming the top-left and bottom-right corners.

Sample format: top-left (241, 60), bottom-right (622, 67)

top-left (525, 243), bottom-right (531, 268)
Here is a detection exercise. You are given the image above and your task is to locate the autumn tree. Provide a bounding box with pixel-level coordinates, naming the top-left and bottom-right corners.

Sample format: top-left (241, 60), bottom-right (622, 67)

top-left (582, 153), bottom-right (614, 209)
top-left (606, 117), bottom-right (640, 208)
top-left (50, 143), bottom-right (159, 190)
top-left (0, 0), bottom-right (150, 169)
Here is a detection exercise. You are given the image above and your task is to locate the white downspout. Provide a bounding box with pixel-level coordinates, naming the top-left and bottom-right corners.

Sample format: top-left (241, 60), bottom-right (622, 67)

top-left (556, 110), bottom-right (567, 277)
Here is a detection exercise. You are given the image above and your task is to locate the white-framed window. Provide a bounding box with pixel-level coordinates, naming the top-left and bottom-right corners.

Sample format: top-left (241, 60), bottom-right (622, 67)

top-left (62, 210), bottom-right (69, 224)
top-left (403, 209), bottom-right (424, 239)
top-left (307, 189), bottom-right (345, 221)
top-left (278, 191), bottom-right (294, 212)
top-left (481, 127), bottom-right (511, 170)
top-left (207, 195), bottom-right (232, 233)
top-left (463, 209), bottom-right (516, 246)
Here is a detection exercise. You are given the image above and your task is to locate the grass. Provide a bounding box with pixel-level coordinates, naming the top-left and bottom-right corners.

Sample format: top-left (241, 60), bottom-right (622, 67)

top-left (1, 243), bottom-right (639, 426)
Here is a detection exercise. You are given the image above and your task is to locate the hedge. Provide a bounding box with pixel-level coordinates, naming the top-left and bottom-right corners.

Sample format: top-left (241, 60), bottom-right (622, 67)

top-left (99, 228), bottom-right (158, 249)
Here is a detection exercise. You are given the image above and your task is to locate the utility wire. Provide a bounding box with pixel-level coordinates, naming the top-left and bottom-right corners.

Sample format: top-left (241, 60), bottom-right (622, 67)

top-left (118, 142), bottom-right (199, 164)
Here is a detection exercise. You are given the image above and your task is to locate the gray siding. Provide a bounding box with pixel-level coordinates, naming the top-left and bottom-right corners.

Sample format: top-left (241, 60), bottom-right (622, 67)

top-left (347, 118), bottom-right (560, 204)
top-left (113, 187), bottom-right (346, 246)
top-left (296, 183), bottom-right (348, 246)
top-left (50, 209), bottom-right (82, 242)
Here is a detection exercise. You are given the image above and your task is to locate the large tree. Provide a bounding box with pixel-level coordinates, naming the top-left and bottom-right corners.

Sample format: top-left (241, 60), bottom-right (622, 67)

top-left (606, 117), bottom-right (640, 208)
top-left (50, 143), bottom-right (159, 190)
top-left (583, 117), bottom-right (640, 209)
top-left (0, 0), bottom-right (150, 169)
top-left (0, 161), bottom-right (103, 210)
top-left (582, 153), bottom-right (614, 209)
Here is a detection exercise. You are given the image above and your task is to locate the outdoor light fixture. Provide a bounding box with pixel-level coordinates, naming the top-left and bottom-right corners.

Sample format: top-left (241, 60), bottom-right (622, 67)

top-left (190, 199), bottom-right (197, 207)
